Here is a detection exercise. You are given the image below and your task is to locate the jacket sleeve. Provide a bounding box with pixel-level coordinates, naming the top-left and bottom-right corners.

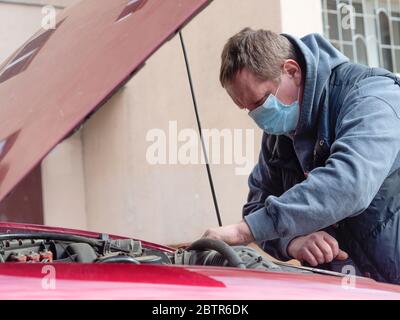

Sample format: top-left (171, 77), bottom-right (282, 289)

top-left (244, 77), bottom-right (400, 242)
top-left (243, 133), bottom-right (297, 261)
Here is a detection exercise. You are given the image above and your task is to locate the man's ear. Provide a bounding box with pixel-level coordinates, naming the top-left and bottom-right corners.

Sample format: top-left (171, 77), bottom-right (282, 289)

top-left (283, 59), bottom-right (302, 86)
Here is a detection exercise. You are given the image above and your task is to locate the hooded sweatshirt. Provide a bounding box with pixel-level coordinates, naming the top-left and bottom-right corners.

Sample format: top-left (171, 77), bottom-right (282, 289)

top-left (243, 33), bottom-right (400, 282)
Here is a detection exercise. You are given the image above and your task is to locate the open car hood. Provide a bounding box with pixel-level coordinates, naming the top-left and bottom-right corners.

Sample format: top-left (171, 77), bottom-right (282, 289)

top-left (0, 0), bottom-right (211, 202)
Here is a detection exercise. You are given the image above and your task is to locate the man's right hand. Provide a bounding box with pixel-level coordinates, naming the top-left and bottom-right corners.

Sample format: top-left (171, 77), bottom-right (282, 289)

top-left (287, 231), bottom-right (349, 267)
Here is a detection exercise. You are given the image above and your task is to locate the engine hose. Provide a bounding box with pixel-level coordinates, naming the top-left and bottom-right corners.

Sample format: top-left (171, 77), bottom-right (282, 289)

top-left (187, 238), bottom-right (246, 269)
top-left (96, 255), bottom-right (140, 264)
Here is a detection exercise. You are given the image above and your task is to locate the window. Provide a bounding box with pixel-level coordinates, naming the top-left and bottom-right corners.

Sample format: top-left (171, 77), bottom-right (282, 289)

top-left (322, 0), bottom-right (400, 74)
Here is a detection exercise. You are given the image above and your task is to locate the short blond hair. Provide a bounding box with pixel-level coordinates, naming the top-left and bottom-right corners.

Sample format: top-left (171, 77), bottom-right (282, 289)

top-left (219, 28), bottom-right (299, 87)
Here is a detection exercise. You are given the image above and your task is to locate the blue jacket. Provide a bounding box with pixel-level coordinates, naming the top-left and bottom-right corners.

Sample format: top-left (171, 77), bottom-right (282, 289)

top-left (243, 33), bottom-right (400, 284)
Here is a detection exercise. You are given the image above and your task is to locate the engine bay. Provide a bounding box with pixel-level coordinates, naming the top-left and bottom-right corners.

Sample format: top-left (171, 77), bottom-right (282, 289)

top-left (0, 232), bottom-right (313, 275)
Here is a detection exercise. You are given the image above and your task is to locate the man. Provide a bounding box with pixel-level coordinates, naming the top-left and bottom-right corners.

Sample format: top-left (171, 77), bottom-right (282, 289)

top-left (203, 28), bottom-right (400, 284)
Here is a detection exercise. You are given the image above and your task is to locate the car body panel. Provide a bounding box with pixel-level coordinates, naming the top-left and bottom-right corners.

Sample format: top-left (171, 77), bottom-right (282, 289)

top-left (0, 0), bottom-right (210, 202)
top-left (0, 222), bottom-right (400, 299)
top-left (1, 262), bottom-right (400, 300)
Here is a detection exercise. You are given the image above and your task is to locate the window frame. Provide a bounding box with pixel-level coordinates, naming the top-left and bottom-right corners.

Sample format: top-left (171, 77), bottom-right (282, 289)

top-left (321, 0), bottom-right (400, 74)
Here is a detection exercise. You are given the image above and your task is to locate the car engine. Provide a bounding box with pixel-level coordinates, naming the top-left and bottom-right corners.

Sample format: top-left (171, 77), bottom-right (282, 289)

top-left (0, 232), bottom-right (311, 274)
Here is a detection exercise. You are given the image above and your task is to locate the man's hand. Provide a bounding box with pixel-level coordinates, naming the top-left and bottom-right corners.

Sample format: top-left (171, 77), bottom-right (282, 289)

top-left (287, 231), bottom-right (349, 267)
top-left (202, 221), bottom-right (255, 246)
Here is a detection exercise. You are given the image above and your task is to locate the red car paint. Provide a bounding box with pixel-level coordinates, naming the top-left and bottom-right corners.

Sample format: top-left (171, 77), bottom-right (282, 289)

top-left (0, 223), bottom-right (400, 300)
top-left (0, 0), bottom-right (210, 202)
top-left (1, 0), bottom-right (400, 299)
top-left (0, 222), bottom-right (400, 300)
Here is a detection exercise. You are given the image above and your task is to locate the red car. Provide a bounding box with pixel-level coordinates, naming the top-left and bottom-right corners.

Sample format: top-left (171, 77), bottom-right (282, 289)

top-left (1, 221), bottom-right (400, 299)
top-left (0, 0), bottom-right (399, 300)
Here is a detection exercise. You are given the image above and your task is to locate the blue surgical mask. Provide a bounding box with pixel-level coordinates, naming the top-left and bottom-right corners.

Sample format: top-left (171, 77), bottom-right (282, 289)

top-left (248, 81), bottom-right (300, 135)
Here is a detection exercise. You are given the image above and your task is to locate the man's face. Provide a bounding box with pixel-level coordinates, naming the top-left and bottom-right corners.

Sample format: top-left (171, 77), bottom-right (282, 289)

top-left (225, 68), bottom-right (275, 112)
top-left (225, 61), bottom-right (303, 112)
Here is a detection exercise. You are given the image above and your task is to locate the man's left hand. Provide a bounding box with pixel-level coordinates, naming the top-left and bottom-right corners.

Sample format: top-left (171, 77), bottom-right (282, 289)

top-left (202, 221), bottom-right (255, 245)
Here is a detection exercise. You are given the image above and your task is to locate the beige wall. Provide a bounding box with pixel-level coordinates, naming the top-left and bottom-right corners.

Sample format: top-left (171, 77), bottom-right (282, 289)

top-left (180, 0), bottom-right (282, 227)
top-left (78, 0), bottom-right (283, 244)
top-left (280, 0), bottom-right (323, 35)
top-left (0, 3), bottom-right (46, 63)
top-left (0, 0), bottom-right (324, 246)
top-left (41, 131), bottom-right (87, 229)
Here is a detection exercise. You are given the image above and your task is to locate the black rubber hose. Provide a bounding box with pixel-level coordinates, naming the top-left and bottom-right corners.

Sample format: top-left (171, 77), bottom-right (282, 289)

top-left (96, 255), bottom-right (140, 264)
top-left (187, 238), bottom-right (246, 269)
